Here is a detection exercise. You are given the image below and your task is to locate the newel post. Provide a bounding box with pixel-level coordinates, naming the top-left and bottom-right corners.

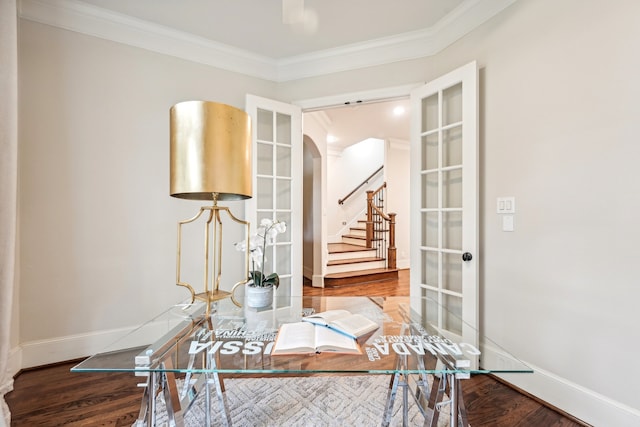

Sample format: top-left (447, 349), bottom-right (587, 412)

top-left (388, 213), bottom-right (397, 269)
top-left (366, 190), bottom-right (374, 248)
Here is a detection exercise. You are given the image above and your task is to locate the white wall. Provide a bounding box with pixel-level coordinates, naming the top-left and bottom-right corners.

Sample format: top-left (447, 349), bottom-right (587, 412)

top-left (15, 0), bottom-right (640, 424)
top-left (385, 139), bottom-right (411, 269)
top-left (327, 138), bottom-right (384, 238)
top-left (17, 20), bottom-right (276, 366)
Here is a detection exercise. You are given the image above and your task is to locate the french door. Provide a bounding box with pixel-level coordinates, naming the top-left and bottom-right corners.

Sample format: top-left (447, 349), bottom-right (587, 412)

top-left (410, 61), bottom-right (479, 356)
top-left (245, 95), bottom-right (303, 303)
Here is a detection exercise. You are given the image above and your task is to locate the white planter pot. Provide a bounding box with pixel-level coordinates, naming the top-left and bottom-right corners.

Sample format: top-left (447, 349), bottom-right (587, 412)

top-left (246, 284), bottom-right (274, 308)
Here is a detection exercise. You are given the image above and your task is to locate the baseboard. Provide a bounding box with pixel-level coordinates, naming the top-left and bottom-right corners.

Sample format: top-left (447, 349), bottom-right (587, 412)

top-left (312, 274), bottom-right (324, 288)
top-left (19, 325), bottom-right (156, 369)
top-left (303, 266), bottom-right (313, 280)
top-left (482, 346), bottom-right (640, 426)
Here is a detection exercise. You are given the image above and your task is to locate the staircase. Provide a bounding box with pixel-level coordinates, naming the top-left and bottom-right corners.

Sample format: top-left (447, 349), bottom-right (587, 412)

top-left (325, 219), bottom-right (399, 287)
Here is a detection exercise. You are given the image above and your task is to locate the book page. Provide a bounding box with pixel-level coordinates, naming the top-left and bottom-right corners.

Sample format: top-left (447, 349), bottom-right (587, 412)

top-left (330, 314), bottom-right (378, 338)
top-left (272, 322), bottom-right (316, 354)
top-left (302, 309), bottom-right (351, 326)
top-left (314, 326), bottom-right (361, 354)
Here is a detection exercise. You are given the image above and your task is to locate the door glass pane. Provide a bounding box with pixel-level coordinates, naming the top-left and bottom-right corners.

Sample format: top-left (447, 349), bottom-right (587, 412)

top-left (257, 109), bottom-right (273, 142)
top-left (421, 132), bottom-right (438, 171)
top-left (263, 245), bottom-right (274, 278)
top-left (442, 169), bottom-right (462, 208)
top-left (276, 244), bottom-right (291, 274)
top-left (443, 126), bottom-right (462, 168)
top-left (257, 143), bottom-right (273, 175)
top-left (276, 113), bottom-right (291, 145)
top-left (443, 83), bottom-right (462, 125)
top-left (276, 146), bottom-right (291, 177)
top-left (421, 288), bottom-right (439, 326)
top-left (277, 276), bottom-right (291, 300)
top-left (257, 177), bottom-right (273, 209)
top-left (442, 211), bottom-right (462, 250)
top-left (443, 294), bottom-right (462, 335)
top-left (421, 212), bottom-right (438, 248)
top-left (276, 212), bottom-right (291, 242)
top-left (422, 172), bottom-right (438, 209)
top-left (442, 253), bottom-right (462, 293)
top-left (421, 94), bottom-right (439, 132)
top-left (276, 179), bottom-right (291, 209)
top-left (421, 250), bottom-right (438, 287)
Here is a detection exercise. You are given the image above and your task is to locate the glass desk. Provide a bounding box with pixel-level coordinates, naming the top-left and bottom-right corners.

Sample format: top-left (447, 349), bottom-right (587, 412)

top-left (72, 296), bottom-right (532, 427)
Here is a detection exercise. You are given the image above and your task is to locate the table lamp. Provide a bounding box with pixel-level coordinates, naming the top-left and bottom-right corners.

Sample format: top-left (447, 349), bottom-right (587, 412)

top-left (170, 101), bottom-right (252, 315)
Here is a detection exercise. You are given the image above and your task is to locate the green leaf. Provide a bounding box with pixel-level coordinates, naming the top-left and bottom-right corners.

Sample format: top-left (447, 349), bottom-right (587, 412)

top-left (262, 273), bottom-right (280, 289)
top-left (249, 270), bottom-right (263, 286)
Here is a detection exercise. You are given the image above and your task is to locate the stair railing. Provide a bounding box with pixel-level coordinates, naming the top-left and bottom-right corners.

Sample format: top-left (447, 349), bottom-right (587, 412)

top-left (366, 183), bottom-right (397, 270)
top-left (338, 165), bottom-right (383, 205)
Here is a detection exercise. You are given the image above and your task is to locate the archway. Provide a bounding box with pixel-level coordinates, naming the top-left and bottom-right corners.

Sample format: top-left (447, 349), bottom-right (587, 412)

top-left (302, 134), bottom-right (325, 287)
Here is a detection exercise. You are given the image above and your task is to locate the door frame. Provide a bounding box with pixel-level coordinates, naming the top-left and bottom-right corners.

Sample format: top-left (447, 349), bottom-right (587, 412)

top-left (294, 83), bottom-right (422, 288)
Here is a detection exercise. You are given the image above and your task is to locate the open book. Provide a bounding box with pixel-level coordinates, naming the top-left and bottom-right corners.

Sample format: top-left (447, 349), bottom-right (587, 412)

top-left (272, 322), bottom-right (361, 355)
top-left (301, 309), bottom-right (379, 339)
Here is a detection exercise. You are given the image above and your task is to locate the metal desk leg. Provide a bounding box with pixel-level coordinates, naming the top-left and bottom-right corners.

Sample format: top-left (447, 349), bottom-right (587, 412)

top-left (162, 360), bottom-right (185, 427)
top-left (206, 351), bottom-right (232, 426)
top-left (427, 371), bottom-right (470, 427)
top-left (382, 371), bottom-right (401, 427)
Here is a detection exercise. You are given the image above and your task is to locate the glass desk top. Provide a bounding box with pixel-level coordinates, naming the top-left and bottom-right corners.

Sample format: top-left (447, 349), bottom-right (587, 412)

top-left (72, 296), bottom-right (532, 376)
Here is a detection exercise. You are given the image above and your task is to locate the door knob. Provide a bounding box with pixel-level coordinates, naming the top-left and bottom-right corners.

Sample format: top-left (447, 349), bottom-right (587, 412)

top-left (462, 252), bottom-right (473, 262)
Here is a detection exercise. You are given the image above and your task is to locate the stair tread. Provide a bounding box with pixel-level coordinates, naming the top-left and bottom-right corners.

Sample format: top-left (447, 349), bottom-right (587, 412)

top-left (350, 227), bottom-right (389, 232)
top-left (324, 268), bottom-right (399, 279)
top-left (342, 234), bottom-right (380, 239)
top-left (328, 243), bottom-right (374, 254)
top-left (342, 234), bottom-right (382, 240)
top-left (327, 257), bottom-right (385, 266)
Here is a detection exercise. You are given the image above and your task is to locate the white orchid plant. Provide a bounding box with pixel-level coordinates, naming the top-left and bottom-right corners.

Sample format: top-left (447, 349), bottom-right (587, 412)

top-left (235, 218), bottom-right (286, 288)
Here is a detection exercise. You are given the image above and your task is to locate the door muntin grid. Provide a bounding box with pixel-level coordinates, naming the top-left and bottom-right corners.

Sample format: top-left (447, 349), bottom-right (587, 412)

top-left (256, 108), bottom-right (293, 297)
top-left (419, 83), bottom-right (464, 336)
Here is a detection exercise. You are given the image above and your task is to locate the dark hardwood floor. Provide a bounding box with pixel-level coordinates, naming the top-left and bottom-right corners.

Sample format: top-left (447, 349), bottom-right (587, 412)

top-left (6, 270), bottom-right (588, 426)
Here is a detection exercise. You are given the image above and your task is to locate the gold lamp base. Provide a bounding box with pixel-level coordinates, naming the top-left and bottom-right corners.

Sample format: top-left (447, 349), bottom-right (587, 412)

top-left (175, 199), bottom-right (250, 317)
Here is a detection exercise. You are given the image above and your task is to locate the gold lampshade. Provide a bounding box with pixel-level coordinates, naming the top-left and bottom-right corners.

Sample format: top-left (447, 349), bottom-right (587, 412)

top-left (170, 101), bottom-right (252, 200)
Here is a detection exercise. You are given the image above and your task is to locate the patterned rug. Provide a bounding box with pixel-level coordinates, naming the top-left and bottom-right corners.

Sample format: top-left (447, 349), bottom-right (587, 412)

top-left (155, 375), bottom-right (451, 426)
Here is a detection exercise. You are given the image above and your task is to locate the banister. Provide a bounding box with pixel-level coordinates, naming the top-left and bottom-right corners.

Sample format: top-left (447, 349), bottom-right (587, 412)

top-left (366, 186), bottom-right (396, 269)
top-left (338, 165), bottom-right (383, 205)
top-left (370, 202), bottom-right (390, 221)
top-left (372, 182), bottom-right (386, 198)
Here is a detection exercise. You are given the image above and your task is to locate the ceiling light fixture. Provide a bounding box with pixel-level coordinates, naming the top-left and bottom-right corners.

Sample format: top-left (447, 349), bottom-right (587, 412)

top-left (282, 0), bottom-right (318, 34)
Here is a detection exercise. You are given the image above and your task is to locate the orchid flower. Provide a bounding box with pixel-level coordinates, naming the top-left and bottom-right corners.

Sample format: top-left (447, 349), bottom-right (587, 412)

top-left (235, 219), bottom-right (287, 287)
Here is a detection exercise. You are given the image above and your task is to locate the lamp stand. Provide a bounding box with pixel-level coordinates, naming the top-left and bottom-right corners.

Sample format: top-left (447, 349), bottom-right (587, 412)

top-left (176, 193), bottom-right (249, 317)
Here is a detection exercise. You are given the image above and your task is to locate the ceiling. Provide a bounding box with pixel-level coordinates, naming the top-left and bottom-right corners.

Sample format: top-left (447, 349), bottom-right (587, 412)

top-left (70, 0), bottom-right (467, 59)
top-left (308, 99), bottom-right (412, 150)
top-left (19, 0), bottom-right (517, 149)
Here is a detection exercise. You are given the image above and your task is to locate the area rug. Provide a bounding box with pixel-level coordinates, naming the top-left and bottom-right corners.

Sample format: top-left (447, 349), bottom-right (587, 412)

top-left (154, 375), bottom-right (451, 426)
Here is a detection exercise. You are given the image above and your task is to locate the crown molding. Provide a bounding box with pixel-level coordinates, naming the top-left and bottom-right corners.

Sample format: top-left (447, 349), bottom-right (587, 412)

top-left (18, 0), bottom-right (518, 83)
top-left (18, 0), bottom-right (279, 80)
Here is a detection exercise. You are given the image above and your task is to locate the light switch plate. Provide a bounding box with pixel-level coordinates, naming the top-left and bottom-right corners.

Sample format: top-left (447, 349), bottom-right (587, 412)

top-left (497, 197), bottom-right (515, 214)
top-left (502, 215), bottom-right (514, 231)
